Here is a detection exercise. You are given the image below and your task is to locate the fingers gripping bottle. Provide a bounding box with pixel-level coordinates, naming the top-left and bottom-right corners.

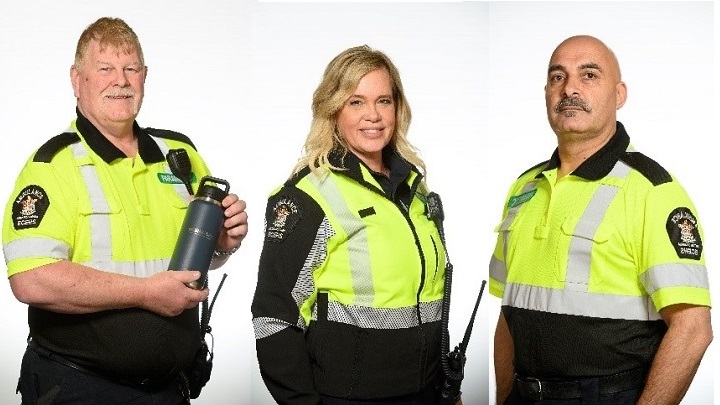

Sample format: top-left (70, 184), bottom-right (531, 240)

top-left (169, 176), bottom-right (229, 289)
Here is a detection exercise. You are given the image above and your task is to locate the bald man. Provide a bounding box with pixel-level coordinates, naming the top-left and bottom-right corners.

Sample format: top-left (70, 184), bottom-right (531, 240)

top-left (489, 35), bottom-right (712, 404)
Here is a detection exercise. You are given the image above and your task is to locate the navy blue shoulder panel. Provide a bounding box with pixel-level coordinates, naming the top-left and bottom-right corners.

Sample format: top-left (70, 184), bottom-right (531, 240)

top-left (285, 167), bottom-right (311, 187)
top-left (33, 132), bottom-right (81, 163)
top-left (145, 127), bottom-right (197, 151)
top-left (620, 151), bottom-right (672, 186)
top-left (518, 160), bottom-right (549, 179)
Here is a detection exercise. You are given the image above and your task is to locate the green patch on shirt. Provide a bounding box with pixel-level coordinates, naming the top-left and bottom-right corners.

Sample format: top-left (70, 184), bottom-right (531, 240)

top-left (507, 189), bottom-right (537, 208)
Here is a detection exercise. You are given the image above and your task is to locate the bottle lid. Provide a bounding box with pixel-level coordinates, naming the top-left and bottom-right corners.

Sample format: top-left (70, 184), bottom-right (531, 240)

top-left (195, 176), bottom-right (230, 202)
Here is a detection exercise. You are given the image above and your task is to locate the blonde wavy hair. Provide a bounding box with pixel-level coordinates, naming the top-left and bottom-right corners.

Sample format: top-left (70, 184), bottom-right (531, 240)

top-left (292, 45), bottom-right (425, 177)
top-left (73, 17), bottom-right (144, 70)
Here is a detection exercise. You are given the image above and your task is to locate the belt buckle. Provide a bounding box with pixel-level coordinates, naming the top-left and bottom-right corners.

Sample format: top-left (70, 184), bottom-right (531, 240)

top-left (527, 377), bottom-right (544, 401)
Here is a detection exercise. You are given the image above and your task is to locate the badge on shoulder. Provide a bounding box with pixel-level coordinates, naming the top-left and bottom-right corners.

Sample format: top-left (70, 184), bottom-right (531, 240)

top-left (12, 185), bottom-right (50, 230)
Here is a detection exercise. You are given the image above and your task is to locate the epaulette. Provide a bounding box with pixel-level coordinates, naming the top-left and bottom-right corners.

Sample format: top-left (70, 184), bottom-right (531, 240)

top-left (33, 132), bottom-right (81, 163)
top-left (145, 127), bottom-right (197, 151)
top-left (620, 151), bottom-right (672, 186)
top-left (518, 160), bottom-right (549, 179)
top-left (285, 166), bottom-right (311, 187)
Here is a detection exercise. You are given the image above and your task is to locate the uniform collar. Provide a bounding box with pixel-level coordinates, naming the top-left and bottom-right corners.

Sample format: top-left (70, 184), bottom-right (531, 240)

top-left (541, 121), bottom-right (630, 181)
top-left (328, 147), bottom-right (416, 186)
top-left (75, 108), bottom-right (166, 164)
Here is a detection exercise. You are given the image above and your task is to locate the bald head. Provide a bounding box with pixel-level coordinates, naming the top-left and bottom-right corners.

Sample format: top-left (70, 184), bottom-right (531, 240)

top-left (550, 35), bottom-right (622, 82)
top-left (544, 35), bottom-right (627, 144)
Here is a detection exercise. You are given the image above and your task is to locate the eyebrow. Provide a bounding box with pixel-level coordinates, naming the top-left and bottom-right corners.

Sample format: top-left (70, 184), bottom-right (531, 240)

top-left (548, 63), bottom-right (603, 74)
top-left (579, 63), bottom-right (603, 72)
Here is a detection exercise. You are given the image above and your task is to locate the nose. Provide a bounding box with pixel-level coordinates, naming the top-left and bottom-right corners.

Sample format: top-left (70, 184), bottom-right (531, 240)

top-left (114, 69), bottom-right (130, 87)
top-left (561, 75), bottom-right (580, 98)
top-left (363, 104), bottom-right (381, 122)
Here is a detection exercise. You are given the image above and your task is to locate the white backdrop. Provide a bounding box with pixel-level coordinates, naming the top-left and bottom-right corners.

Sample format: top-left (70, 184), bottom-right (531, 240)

top-left (0, 1), bottom-right (715, 404)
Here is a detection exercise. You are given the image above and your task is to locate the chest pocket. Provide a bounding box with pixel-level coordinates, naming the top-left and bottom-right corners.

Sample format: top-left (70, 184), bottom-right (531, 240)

top-left (559, 216), bottom-right (612, 286)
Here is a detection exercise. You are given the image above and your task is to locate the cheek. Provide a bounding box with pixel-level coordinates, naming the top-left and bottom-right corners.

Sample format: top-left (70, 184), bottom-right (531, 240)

top-left (337, 111), bottom-right (357, 135)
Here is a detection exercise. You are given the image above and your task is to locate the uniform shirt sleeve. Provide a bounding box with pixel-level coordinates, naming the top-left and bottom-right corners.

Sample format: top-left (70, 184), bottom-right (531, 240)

top-left (3, 152), bottom-right (78, 276)
top-left (638, 176), bottom-right (711, 311)
top-left (251, 184), bottom-right (326, 404)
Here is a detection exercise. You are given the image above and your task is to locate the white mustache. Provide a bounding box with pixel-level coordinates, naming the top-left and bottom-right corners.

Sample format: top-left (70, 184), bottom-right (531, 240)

top-left (104, 89), bottom-right (135, 98)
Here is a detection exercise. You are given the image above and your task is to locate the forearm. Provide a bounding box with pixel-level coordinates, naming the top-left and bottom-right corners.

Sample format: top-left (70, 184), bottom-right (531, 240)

top-left (637, 306), bottom-right (712, 405)
top-left (9, 260), bottom-right (147, 314)
top-left (494, 311), bottom-right (515, 404)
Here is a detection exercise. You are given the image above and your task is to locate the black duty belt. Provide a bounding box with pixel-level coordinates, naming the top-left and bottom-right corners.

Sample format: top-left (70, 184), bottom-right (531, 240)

top-left (28, 339), bottom-right (176, 391)
top-left (514, 368), bottom-right (646, 401)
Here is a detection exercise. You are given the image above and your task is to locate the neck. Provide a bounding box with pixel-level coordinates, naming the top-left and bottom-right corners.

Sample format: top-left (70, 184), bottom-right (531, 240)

top-left (556, 128), bottom-right (615, 177)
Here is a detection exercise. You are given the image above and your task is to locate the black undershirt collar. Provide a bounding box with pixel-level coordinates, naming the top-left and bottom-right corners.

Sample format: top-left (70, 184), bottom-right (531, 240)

top-left (74, 108), bottom-right (166, 164)
top-left (539, 121), bottom-right (631, 181)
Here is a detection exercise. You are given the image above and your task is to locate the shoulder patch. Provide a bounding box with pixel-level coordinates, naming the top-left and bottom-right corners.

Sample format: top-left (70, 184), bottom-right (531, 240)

top-left (12, 185), bottom-right (50, 229)
top-left (620, 152), bottom-right (672, 186)
top-left (145, 127), bottom-right (197, 151)
top-left (265, 196), bottom-right (302, 243)
top-left (518, 160), bottom-right (549, 179)
top-left (33, 132), bottom-right (81, 163)
top-left (666, 207), bottom-right (702, 260)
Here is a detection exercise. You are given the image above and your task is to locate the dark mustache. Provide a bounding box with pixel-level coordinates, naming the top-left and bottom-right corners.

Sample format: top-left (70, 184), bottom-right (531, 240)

top-left (555, 97), bottom-right (591, 113)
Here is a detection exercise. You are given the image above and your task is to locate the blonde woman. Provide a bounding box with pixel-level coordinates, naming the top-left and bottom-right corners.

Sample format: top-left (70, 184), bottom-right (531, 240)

top-left (252, 45), bottom-right (458, 404)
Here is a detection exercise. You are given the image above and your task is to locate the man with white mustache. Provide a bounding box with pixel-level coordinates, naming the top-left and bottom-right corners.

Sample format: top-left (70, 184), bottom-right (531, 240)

top-left (2, 17), bottom-right (248, 404)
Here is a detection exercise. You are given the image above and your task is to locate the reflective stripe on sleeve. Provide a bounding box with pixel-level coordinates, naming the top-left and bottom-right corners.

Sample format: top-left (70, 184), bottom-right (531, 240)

top-left (640, 263), bottom-right (709, 295)
top-left (3, 237), bottom-right (71, 262)
top-left (253, 317), bottom-right (292, 339)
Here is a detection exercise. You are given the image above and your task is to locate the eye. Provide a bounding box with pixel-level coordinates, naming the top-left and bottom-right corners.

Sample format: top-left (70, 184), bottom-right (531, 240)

top-left (585, 72), bottom-right (596, 79)
top-left (549, 73), bottom-right (564, 83)
top-left (378, 98), bottom-right (393, 105)
top-left (348, 99), bottom-right (362, 107)
top-left (99, 67), bottom-right (111, 72)
top-left (125, 67), bottom-right (139, 73)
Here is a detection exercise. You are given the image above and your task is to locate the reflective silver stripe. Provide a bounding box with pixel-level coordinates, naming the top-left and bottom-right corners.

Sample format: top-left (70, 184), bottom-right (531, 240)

top-left (307, 174), bottom-right (373, 307)
top-left (70, 142), bottom-right (113, 264)
top-left (565, 161), bottom-right (631, 292)
top-left (253, 317), bottom-right (292, 339)
top-left (3, 237), bottom-right (71, 262)
top-left (293, 217), bottom-right (334, 330)
top-left (489, 256), bottom-right (506, 283)
top-left (322, 299), bottom-right (443, 329)
top-left (641, 263), bottom-right (709, 295)
top-left (80, 258), bottom-right (168, 278)
top-left (502, 282), bottom-right (661, 321)
top-left (150, 136), bottom-right (191, 201)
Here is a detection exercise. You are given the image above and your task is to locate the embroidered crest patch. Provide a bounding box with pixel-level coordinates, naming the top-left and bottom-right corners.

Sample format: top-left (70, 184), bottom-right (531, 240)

top-left (666, 207), bottom-right (703, 260)
top-left (12, 185), bottom-right (50, 230)
top-left (266, 197), bottom-right (301, 242)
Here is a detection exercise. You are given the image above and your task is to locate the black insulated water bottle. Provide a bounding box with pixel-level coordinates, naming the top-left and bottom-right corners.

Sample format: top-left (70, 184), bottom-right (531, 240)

top-left (169, 176), bottom-right (230, 289)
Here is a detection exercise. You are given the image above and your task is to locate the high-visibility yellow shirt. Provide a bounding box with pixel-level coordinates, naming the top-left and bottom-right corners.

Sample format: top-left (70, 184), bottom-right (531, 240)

top-left (489, 122), bottom-right (710, 377)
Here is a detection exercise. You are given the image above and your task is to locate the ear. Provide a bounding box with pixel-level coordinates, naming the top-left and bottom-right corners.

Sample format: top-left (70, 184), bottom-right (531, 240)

top-left (70, 65), bottom-right (80, 99)
top-left (615, 81), bottom-right (627, 110)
